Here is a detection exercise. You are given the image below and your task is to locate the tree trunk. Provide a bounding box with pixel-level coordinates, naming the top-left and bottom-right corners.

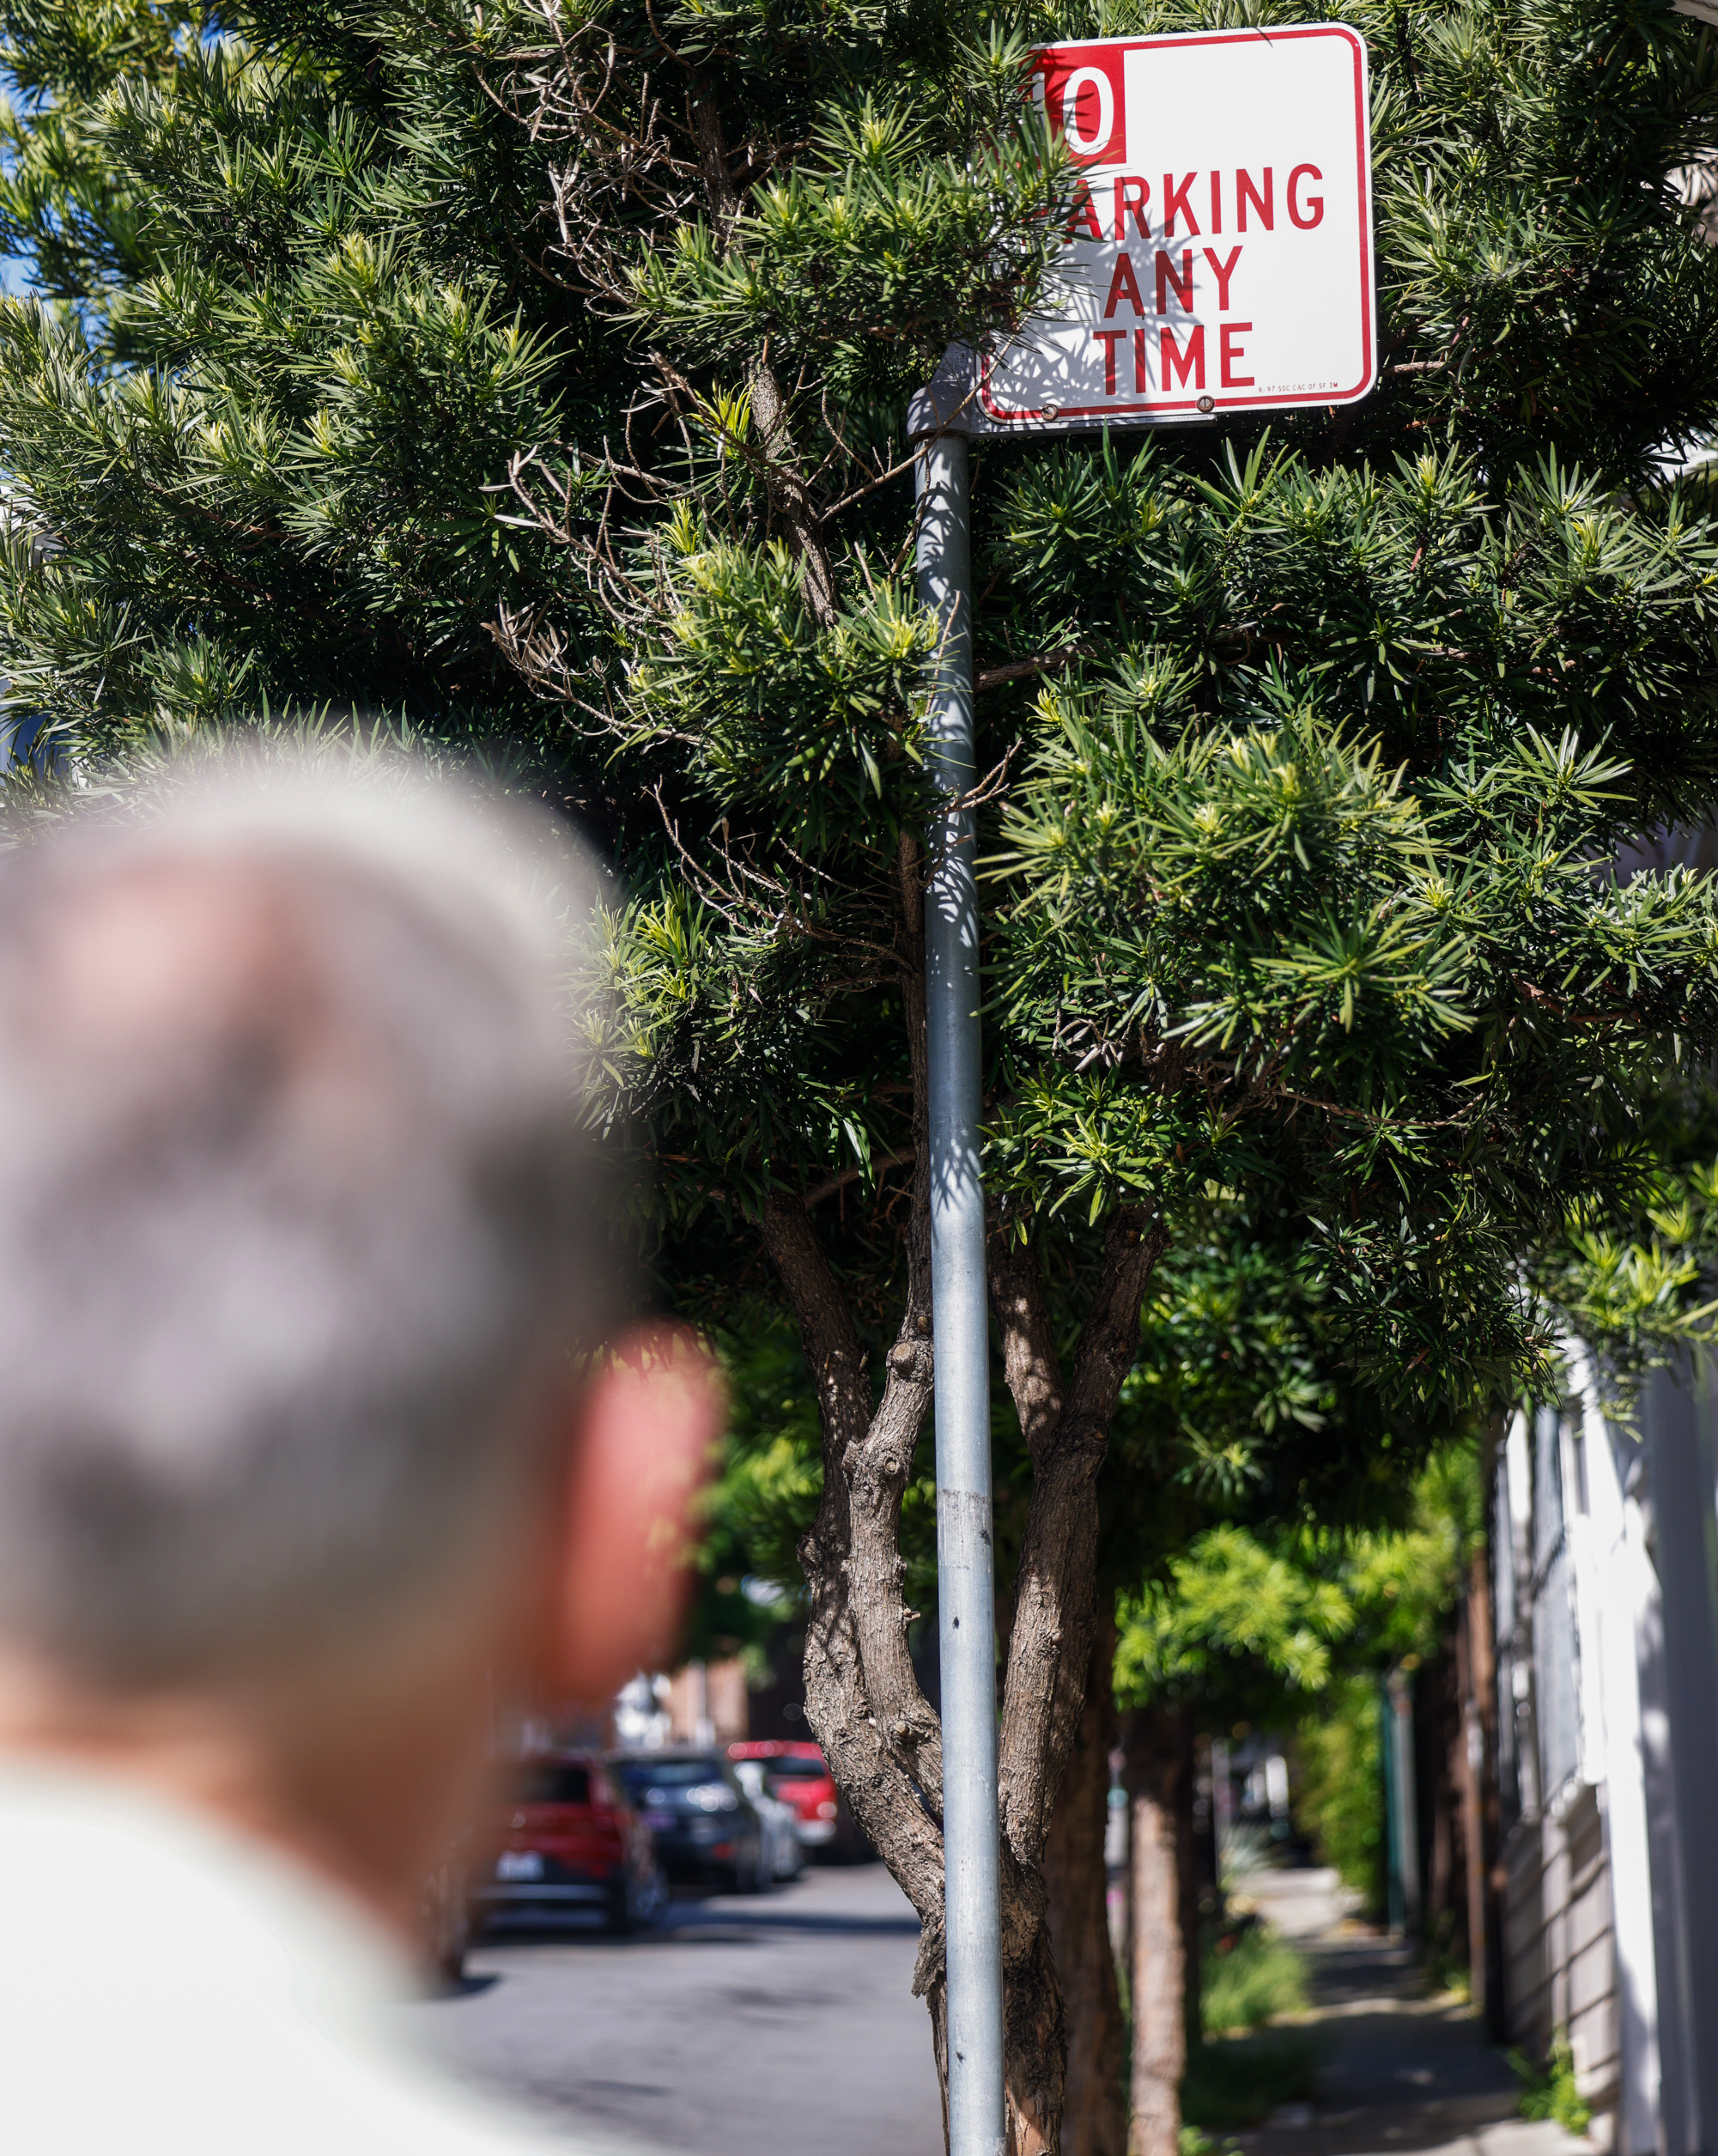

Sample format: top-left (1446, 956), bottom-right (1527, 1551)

top-left (1124, 1706), bottom-right (1189, 2156)
top-left (1420, 1641), bottom-right (1472, 1971)
top-left (990, 1212), bottom-right (1169, 2156)
top-left (1177, 1729), bottom-right (1201, 2055)
top-left (762, 839), bottom-right (1171, 2156)
top-left (1454, 1593), bottom-right (1485, 1984)
top-left (761, 838), bottom-right (948, 1973)
top-left (1044, 1617), bottom-right (1126, 2156)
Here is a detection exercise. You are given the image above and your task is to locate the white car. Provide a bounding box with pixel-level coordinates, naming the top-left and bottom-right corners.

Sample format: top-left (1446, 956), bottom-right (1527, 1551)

top-left (732, 1760), bottom-right (806, 1880)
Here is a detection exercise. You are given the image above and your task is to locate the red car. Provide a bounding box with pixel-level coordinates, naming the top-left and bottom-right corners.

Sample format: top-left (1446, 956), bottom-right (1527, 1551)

top-left (727, 1740), bottom-right (860, 1856)
top-left (471, 1752), bottom-right (665, 1936)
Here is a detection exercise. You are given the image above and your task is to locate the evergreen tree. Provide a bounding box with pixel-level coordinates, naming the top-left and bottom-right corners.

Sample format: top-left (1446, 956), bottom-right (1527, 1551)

top-left (1108, 1447), bottom-right (1482, 2143)
top-left (0, 0), bottom-right (193, 342)
top-left (0, 0), bottom-right (603, 745)
top-left (5, 0), bottom-right (1718, 2149)
top-left (1045, 1213), bottom-right (1453, 2156)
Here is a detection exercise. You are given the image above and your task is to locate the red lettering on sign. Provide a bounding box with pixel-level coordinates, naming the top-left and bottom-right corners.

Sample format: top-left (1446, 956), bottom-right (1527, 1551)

top-left (1161, 325), bottom-right (1205, 391)
top-left (1066, 185), bottom-right (1103, 240)
top-left (1103, 253), bottom-right (1146, 318)
top-left (1236, 168), bottom-right (1273, 230)
top-left (1162, 173), bottom-right (1199, 237)
top-left (1132, 327), bottom-right (1148, 392)
top-left (1209, 172), bottom-right (1223, 234)
top-left (1287, 165), bottom-right (1324, 228)
top-left (1220, 322), bottom-right (1254, 387)
top-left (1037, 48), bottom-right (1127, 166)
top-left (1154, 249), bottom-right (1193, 314)
top-left (1114, 175), bottom-right (1151, 240)
top-left (1092, 329), bottom-right (1126, 393)
top-left (1203, 246), bottom-right (1242, 311)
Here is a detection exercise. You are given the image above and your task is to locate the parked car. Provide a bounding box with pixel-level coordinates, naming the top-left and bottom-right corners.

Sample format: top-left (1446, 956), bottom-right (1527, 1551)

top-left (470, 1752), bottom-right (665, 1937)
top-left (610, 1751), bottom-right (768, 1892)
top-left (732, 1758), bottom-right (806, 1881)
top-left (727, 1740), bottom-right (868, 1857)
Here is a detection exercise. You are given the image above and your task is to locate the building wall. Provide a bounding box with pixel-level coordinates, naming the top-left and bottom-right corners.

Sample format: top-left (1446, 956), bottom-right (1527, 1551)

top-left (665, 1656), bottom-right (750, 1745)
top-left (1501, 1814), bottom-right (1547, 2053)
top-left (1495, 1402), bottom-right (1624, 2145)
top-left (1511, 1348), bottom-right (1718, 2156)
top-left (1501, 1770), bottom-right (1620, 2138)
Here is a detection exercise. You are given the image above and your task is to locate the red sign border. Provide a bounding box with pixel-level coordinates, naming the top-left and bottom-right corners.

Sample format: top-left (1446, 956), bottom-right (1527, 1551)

top-left (984, 24), bottom-right (1375, 426)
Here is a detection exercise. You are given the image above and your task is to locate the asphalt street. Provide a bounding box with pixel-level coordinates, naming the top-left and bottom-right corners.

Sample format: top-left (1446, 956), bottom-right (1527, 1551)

top-left (402, 1860), bottom-right (944, 2156)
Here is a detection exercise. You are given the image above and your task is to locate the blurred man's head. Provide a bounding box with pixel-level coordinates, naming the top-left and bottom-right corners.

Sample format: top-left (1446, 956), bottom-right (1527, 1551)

top-left (0, 751), bottom-right (715, 1919)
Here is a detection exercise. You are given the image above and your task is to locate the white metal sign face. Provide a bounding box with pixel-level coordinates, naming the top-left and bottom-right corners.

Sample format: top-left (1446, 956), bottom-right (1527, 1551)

top-left (980, 27), bottom-right (1375, 429)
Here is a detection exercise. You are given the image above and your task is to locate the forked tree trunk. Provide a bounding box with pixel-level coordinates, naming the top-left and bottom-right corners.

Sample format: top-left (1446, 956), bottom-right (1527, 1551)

top-left (1124, 1706), bottom-right (1192, 2156)
top-left (1044, 1619), bottom-right (1126, 2156)
top-left (518, 46), bottom-right (1172, 2154)
top-left (987, 1217), bottom-right (1167, 2156)
top-left (760, 831), bottom-right (1168, 2155)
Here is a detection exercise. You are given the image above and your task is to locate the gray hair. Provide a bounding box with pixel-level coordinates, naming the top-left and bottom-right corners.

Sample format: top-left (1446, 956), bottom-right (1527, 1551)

top-left (0, 750), bottom-right (619, 1685)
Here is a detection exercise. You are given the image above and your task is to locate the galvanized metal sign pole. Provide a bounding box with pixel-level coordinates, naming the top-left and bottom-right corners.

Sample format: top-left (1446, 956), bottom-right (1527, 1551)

top-left (909, 32), bottom-right (1375, 2154)
top-left (914, 422), bottom-right (1005, 2156)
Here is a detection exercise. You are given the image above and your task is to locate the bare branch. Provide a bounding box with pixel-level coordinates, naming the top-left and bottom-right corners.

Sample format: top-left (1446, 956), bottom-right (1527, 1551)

top-left (975, 645), bottom-right (1094, 695)
top-left (803, 1149), bottom-right (916, 1208)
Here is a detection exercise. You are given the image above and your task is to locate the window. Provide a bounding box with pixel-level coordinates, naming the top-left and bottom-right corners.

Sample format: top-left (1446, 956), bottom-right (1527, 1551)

top-left (514, 1763), bottom-right (592, 1806)
top-left (613, 1758), bottom-right (725, 1789)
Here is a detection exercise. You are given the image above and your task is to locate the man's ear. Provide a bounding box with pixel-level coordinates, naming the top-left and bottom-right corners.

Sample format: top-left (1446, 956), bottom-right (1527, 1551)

top-left (550, 1326), bottom-right (723, 1704)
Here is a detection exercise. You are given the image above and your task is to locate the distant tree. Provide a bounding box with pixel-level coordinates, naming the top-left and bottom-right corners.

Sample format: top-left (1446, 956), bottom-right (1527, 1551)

top-left (1108, 1441), bottom-right (1483, 2154)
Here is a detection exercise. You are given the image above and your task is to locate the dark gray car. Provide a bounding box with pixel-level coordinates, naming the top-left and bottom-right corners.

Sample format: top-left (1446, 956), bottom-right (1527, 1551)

top-left (610, 1752), bottom-right (769, 1893)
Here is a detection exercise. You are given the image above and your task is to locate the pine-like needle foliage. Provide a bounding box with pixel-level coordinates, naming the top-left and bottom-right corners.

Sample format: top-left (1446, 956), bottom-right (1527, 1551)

top-left (986, 434), bottom-right (1718, 1400)
top-left (3, 0), bottom-right (1716, 1413)
top-left (0, 0), bottom-right (622, 750)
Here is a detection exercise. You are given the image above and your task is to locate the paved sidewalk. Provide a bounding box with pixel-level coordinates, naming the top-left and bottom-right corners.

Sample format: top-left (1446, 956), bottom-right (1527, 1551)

top-left (1228, 1872), bottom-right (1587, 2156)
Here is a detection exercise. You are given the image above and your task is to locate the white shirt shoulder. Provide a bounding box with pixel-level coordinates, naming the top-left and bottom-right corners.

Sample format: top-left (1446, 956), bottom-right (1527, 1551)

top-left (0, 1763), bottom-right (643, 2156)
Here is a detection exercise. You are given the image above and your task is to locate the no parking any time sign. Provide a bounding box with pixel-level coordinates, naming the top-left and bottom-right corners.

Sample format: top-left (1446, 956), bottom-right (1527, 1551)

top-left (914, 24), bottom-right (1376, 433)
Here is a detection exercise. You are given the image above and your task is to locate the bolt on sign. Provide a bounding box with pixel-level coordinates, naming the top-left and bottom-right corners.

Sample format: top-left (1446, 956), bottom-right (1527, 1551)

top-left (914, 24), bottom-right (1376, 434)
